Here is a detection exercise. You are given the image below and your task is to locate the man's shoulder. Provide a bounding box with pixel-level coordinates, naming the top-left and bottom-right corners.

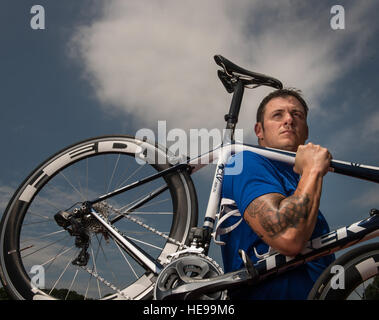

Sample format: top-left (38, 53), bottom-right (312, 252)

top-left (226, 150), bottom-right (271, 172)
top-left (224, 150), bottom-right (277, 184)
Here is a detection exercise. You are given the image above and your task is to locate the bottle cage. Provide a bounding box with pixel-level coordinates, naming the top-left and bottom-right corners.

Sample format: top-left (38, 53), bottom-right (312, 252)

top-left (213, 197), bottom-right (277, 259)
top-left (212, 198), bottom-right (243, 245)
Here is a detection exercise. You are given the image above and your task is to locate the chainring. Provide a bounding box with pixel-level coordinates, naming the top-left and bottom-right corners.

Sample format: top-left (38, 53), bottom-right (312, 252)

top-left (154, 254), bottom-right (227, 300)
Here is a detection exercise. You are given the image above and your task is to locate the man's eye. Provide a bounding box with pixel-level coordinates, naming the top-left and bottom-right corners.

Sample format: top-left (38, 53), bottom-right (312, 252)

top-left (294, 112), bottom-right (304, 119)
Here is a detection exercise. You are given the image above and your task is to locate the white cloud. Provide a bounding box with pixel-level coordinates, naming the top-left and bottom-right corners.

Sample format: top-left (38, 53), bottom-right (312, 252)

top-left (0, 184), bottom-right (15, 213)
top-left (69, 0), bottom-right (378, 141)
top-left (351, 185), bottom-right (379, 208)
top-left (362, 110), bottom-right (379, 138)
top-left (321, 108), bottom-right (379, 161)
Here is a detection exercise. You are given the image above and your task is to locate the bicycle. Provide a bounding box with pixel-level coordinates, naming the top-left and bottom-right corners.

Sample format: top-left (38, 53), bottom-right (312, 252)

top-left (0, 55), bottom-right (378, 300)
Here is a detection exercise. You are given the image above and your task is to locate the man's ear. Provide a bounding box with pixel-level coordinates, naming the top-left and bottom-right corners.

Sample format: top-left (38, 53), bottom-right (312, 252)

top-left (254, 122), bottom-right (264, 141)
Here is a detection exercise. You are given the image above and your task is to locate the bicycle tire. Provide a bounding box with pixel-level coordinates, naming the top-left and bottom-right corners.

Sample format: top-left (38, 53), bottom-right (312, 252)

top-left (0, 135), bottom-right (198, 300)
top-left (308, 242), bottom-right (379, 300)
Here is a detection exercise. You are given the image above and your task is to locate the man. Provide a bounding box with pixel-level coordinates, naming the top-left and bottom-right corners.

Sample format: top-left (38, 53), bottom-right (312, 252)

top-left (220, 89), bottom-right (335, 300)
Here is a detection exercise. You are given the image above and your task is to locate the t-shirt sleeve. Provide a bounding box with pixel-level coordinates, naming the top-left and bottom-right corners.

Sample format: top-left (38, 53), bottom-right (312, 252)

top-left (224, 151), bottom-right (287, 215)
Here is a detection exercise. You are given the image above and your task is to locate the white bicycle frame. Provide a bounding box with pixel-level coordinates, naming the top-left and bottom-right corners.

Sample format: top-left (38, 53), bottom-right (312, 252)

top-left (87, 125), bottom-right (379, 277)
top-left (86, 55), bottom-right (379, 282)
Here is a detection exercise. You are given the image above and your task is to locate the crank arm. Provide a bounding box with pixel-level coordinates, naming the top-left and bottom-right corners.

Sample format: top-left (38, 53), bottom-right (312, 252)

top-left (157, 267), bottom-right (256, 300)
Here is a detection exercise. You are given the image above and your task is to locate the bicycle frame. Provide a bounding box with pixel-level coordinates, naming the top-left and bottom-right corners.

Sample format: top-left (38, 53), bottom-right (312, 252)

top-left (154, 139), bottom-right (379, 299)
top-left (85, 137), bottom-right (379, 284)
top-left (85, 70), bottom-right (379, 297)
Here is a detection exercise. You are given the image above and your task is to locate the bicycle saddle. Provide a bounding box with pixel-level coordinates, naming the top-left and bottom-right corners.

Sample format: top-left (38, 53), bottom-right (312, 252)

top-left (214, 55), bottom-right (283, 93)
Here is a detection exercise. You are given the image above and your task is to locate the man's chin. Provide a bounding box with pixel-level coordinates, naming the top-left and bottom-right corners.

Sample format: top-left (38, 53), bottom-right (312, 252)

top-left (259, 139), bottom-right (302, 152)
top-left (273, 143), bottom-right (299, 152)
top-left (277, 138), bottom-right (303, 152)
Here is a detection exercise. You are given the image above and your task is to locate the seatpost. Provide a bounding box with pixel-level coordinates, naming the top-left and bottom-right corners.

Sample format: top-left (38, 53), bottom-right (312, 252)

top-left (224, 80), bottom-right (244, 141)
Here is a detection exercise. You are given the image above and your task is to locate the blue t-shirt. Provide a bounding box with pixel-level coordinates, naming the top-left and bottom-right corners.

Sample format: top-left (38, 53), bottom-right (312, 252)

top-left (220, 151), bottom-right (335, 300)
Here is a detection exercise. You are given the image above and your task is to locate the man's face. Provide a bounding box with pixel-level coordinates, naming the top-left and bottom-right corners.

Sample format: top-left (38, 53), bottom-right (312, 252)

top-left (254, 96), bottom-right (308, 152)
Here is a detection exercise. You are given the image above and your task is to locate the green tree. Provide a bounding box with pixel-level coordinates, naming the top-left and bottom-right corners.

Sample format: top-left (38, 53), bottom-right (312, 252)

top-left (363, 275), bottom-right (379, 300)
top-left (0, 287), bottom-right (89, 300)
top-left (0, 287), bottom-right (10, 300)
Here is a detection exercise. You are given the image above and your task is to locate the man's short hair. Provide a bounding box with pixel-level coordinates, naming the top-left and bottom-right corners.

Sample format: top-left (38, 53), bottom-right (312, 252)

top-left (256, 88), bottom-right (309, 124)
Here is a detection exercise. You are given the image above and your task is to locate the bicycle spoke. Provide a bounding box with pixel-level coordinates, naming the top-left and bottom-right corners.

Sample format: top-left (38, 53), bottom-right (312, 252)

top-left (21, 235), bottom-right (69, 259)
top-left (21, 229), bottom-right (66, 245)
top-left (124, 230), bottom-right (169, 235)
top-left (129, 211), bottom-right (173, 215)
top-left (59, 172), bottom-right (86, 202)
top-left (94, 234), bottom-right (118, 284)
top-left (91, 162), bottom-right (186, 204)
top-left (106, 154), bottom-right (121, 193)
top-left (84, 272), bottom-right (92, 300)
top-left (137, 198), bottom-right (170, 210)
top-left (84, 237), bottom-right (103, 301)
top-left (115, 241), bottom-right (139, 279)
top-left (86, 158), bottom-right (89, 200)
top-left (35, 193), bottom-right (62, 211)
top-left (117, 189), bottom-right (159, 212)
top-left (90, 247), bottom-right (102, 299)
top-left (22, 219), bottom-right (53, 226)
top-left (110, 184), bottom-right (169, 223)
top-left (115, 163), bottom-right (146, 190)
top-left (49, 251), bottom-right (76, 295)
top-left (126, 235), bottom-right (163, 251)
top-left (41, 245), bottom-right (74, 268)
top-left (27, 211), bottom-right (50, 220)
top-left (65, 268), bottom-right (79, 300)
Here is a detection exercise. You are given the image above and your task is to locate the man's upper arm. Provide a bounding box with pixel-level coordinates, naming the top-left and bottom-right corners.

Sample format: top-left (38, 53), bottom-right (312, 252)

top-left (243, 193), bottom-right (286, 240)
top-left (244, 191), bottom-right (311, 255)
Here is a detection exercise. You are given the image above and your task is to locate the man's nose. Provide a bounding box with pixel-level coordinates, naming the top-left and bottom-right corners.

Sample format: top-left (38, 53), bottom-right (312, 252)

top-left (283, 112), bottom-right (294, 125)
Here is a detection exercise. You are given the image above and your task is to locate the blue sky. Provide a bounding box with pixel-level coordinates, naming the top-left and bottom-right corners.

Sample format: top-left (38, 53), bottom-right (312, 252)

top-left (1, 0), bottom-right (379, 268)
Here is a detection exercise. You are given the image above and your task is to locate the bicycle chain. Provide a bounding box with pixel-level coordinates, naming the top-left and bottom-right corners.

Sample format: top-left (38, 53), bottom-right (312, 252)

top-left (79, 265), bottom-right (131, 300)
top-left (102, 201), bottom-right (189, 250)
top-left (78, 201), bottom-right (190, 300)
top-left (79, 201), bottom-right (223, 300)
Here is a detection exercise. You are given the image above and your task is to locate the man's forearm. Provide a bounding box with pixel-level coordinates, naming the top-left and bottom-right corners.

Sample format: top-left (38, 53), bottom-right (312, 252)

top-left (279, 168), bottom-right (323, 244)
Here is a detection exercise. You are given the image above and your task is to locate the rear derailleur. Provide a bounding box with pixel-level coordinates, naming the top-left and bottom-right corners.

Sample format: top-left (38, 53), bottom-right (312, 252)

top-left (54, 202), bottom-right (102, 267)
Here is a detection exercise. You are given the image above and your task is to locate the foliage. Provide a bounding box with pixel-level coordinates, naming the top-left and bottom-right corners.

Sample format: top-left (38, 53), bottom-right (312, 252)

top-left (0, 287), bottom-right (10, 300)
top-left (0, 287), bottom-right (89, 300)
top-left (363, 275), bottom-right (379, 300)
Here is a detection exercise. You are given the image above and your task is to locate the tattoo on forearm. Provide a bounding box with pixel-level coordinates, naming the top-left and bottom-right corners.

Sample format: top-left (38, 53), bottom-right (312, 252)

top-left (247, 193), bottom-right (310, 239)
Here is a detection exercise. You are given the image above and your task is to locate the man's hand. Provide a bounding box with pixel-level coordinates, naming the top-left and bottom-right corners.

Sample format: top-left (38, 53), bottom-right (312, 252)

top-left (294, 143), bottom-right (332, 177)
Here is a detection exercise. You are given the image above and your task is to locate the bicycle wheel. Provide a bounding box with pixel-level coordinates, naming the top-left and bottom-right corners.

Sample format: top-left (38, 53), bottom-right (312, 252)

top-left (0, 135), bottom-right (198, 300)
top-left (308, 242), bottom-right (379, 300)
